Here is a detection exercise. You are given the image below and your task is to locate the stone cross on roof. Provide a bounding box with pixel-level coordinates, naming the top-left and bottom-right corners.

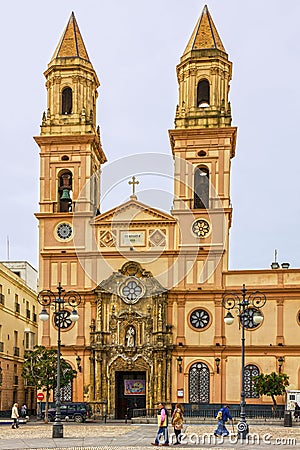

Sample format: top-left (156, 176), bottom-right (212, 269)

top-left (128, 176), bottom-right (139, 199)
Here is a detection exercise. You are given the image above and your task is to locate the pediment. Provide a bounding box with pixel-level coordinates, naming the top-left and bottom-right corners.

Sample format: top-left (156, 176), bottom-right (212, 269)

top-left (95, 261), bottom-right (167, 298)
top-left (92, 198), bottom-right (175, 225)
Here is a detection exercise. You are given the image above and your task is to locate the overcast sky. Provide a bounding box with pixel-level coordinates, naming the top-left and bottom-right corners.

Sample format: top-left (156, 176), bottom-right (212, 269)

top-left (1, 0), bottom-right (300, 272)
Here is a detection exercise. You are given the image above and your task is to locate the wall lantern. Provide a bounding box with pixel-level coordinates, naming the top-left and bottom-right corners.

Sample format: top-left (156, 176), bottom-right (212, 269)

top-left (215, 357), bottom-right (221, 374)
top-left (177, 356), bottom-right (183, 373)
top-left (76, 355), bottom-right (82, 372)
top-left (278, 356), bottom-right (284, 373)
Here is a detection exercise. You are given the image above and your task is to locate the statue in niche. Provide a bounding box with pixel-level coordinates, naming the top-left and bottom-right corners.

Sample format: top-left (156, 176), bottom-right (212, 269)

top-left (125, 326), bottom-right (135, 347)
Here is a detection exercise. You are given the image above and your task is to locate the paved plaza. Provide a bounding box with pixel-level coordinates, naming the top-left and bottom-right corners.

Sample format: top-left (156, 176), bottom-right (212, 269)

top-left (0, 421), bottom-right (299, 450)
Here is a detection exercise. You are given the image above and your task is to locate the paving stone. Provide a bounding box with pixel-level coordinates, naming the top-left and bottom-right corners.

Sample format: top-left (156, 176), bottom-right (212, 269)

top-left (0, 422), bottom-right (298, 449)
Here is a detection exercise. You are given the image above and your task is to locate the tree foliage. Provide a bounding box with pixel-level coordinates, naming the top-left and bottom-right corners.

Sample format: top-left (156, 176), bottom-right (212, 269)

top-left (22, 345), bottom-right (77, 421)
top-left (253, 371), bottom-right (289, 409)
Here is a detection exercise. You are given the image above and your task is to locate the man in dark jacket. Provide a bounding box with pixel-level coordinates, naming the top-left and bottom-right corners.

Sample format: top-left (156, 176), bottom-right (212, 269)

top-left (214, 404), bottom-right (232, 437)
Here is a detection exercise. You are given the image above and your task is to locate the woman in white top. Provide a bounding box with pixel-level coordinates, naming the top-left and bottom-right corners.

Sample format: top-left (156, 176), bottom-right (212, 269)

top-left (11, 403), bottom-right (19, 429)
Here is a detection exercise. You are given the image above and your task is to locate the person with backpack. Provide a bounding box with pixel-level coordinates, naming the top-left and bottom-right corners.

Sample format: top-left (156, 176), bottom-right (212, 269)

top-left (151, 402), bottom-right (169, 446)
top-left (214, 404), bottom-right (232, 437)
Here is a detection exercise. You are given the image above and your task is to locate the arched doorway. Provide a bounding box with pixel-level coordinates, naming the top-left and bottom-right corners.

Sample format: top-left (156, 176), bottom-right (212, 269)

top-left (115, 371), bottom-right (146, 419)
top-left (108, 355), bottom-right (151, 419)
top-left (189, 362), bottom-right (210, 403)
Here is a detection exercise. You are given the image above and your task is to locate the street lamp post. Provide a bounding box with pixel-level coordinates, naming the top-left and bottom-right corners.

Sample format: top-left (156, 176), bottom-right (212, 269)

top-left (38, 283), bottom-right (81, 438)
top-left (222, 284), bottom-right (266, 439)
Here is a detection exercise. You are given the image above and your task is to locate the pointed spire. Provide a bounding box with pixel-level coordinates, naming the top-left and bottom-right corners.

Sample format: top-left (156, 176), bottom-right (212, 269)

top-left (183, 5), bottom-right (225, 55)
top-left (51, 12), bottom-right (90, 61)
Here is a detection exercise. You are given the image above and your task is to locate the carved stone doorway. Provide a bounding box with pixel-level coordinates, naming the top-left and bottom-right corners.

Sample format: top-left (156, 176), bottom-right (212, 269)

top-left (115, 371), bottom-right (146, 419)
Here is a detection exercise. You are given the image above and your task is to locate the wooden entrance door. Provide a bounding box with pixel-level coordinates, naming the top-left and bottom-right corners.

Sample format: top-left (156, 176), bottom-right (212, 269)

top-left (115, 371), bottom-right (146, 419)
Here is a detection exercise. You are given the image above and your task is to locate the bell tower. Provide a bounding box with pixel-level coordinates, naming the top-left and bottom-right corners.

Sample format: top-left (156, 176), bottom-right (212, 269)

top-left (174, 5), bottom-right (232, 130)
top-left (169, 5), bottom-right (237, 285)
top-left (35, 12), bottom-right (107, 291)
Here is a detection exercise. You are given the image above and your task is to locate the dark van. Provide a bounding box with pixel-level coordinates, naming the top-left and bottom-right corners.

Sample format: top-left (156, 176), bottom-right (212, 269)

top-left (42, 402), bottom-right (92, 423)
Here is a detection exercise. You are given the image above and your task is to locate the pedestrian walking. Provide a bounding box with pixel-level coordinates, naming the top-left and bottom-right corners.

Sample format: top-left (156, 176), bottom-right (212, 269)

top-left (21, 404), bottom-right (27, 418)
top-left (151, 402), bottom-right (169, 446)
top-left (214, 404), bottom-right (232, 437)
top-left (171, 403), bottom-right (184, 444)
top-left (11, 402), bottom-right (19, 429)
top-left (294, 402), bottom-right (300, 420)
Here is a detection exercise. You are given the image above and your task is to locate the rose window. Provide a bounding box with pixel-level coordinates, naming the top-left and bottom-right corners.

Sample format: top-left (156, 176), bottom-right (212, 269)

top-left (190, 309), bottom-right (210, 329)
top-left (192, 219), bottom-right (210, 238)
top-left (54, 310), bottom-right (73, 329)
top-left (119, 278), bottom-right (145, 304)
top-left (240, 307), bottom-right (262, 329)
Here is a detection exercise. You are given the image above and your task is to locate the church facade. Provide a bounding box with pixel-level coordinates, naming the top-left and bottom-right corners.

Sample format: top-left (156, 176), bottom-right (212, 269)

top-left (35, 7), bottom-right (300, 418)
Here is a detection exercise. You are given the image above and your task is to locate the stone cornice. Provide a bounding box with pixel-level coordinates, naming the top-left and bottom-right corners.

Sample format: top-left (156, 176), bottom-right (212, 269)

top-left (34, 134), bottom-right (107, 163)
top-left (169, 126), bottom-right (237, 158)
top-left (34, 134), bottom-right (98, 145)
top-left (92, 199), bottom-right (176, 223)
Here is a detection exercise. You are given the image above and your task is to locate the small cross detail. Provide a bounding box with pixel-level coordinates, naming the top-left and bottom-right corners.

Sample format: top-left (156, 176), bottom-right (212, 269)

top-left (128, 176), bottom-right (139, 196)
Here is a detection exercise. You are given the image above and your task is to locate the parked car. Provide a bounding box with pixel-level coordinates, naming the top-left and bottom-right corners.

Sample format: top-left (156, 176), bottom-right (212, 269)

top-left (42, 402), bottom-right (92, 423)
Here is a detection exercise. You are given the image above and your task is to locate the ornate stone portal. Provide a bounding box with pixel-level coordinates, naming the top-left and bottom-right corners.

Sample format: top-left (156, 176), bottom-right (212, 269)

top-left (89, 261), bottom-right (173, 418)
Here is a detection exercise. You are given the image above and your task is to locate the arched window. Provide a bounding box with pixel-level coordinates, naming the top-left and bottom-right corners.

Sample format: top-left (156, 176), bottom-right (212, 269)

top-left (58, 170), bottom-right (72, 212)
top-left (62, 87), bottom-right (72, 115)
top-left (244, 364), bottom-right (259, 398)
top-left (197, 80), bottom-right (210, 107)
top-left (189, 362), bottom-right (210, 403)
top-left (194, 167), bottom-right (209, 209)
top-left (53, 362), bottom-right (74, 402)
top-left (60, 379), bottom-right (72, 402)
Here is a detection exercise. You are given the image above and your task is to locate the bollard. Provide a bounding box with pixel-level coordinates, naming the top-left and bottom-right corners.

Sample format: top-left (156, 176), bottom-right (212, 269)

top-left (284, 411), bottom-right (292, 427)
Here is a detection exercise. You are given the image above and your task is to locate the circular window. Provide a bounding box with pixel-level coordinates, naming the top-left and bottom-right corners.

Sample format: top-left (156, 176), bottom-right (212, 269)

top-left (119, 278), bottom-right (145, 304)
top-left (240, 307), bottom-right (262, 329)
top-left (54, 310), bottom-right (73, 330)
top-left (190, 309), bottom-right (210, 330)
top-left (56, 222), bottom-right (72, 240)
top-left (191, 219), bottom-right (210, 238)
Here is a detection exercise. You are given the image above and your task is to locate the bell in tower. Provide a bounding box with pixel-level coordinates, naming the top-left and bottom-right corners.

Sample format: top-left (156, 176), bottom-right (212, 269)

top-left (35, 11), bottom-right (106, 222)
top-left (59, 172), bottom-right (72, 212)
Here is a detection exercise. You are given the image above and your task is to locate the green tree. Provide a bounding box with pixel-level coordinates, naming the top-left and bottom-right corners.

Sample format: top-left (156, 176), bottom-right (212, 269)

top-left (22, 345), bottom-right (77, 422)
top-left (253, 371), bottom-right (289, 411)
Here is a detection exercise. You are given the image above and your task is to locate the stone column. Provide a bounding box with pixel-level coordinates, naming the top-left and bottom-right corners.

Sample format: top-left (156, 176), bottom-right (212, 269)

top-left (276, 298), bottom-right (284, 345)
top-left (89, 350), bottom-right (95, 400)
top-left (214, 298), bottom-right (224, 345)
